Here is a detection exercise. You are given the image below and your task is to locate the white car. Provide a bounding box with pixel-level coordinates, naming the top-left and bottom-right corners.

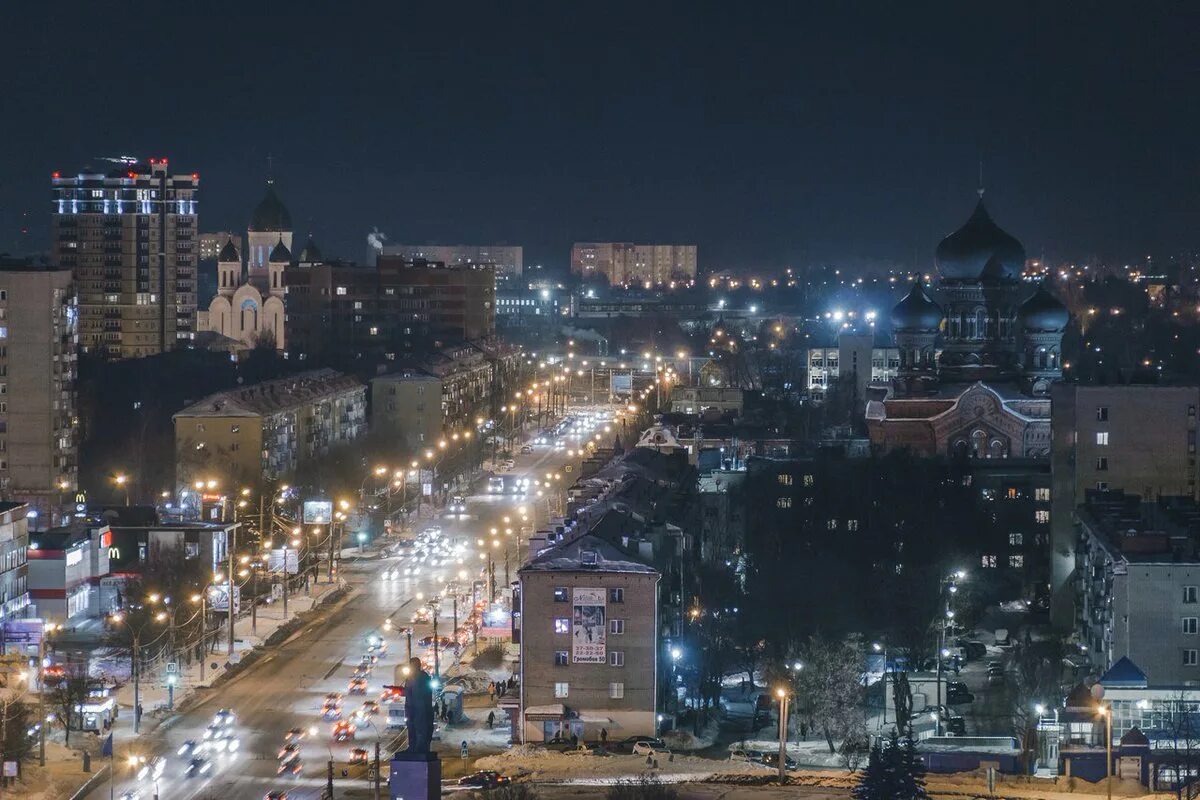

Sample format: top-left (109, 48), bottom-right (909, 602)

top-left (632, 741), bottom-right (671, 757)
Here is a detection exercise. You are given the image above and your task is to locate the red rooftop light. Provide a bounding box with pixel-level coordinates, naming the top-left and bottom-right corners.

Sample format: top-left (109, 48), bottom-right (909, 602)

top-left (52, 172), bottom-right (60, 179)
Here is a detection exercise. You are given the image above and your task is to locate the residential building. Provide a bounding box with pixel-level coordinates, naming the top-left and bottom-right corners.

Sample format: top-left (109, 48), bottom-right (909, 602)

top-left (967, 459), bottom-right (1052, 604)
top-left (199, 232), bottom-right (243, 261)
top-left (282, 258), bottom-right (378, 363)
top-left (370, 371), bottom-right (442, 450)
top-left (571, 243), bottom-right (697, 286)
top-left (866, 201), bottom-right (1067, 456)
top-left (1074, 491), bottom-right (1200, 684)
top-left (668, 387), bottom-right (744, 417)
top-left (173, 369), bottom-right (366, 488)
top-left (376, 244), bottom-right (523, 279)
top-left (806, 332), bottom-right (899, 401)
top-left (1050, 385), bottom-right (1200, 628)
top-left (376, 257), bottom-right (496, 342)
top-left (697, 470), bottom-right (747, 565)
top-left (516, 533), bottom-right (660, 742)
top-left (52, 158), bottom-right (198, 358)
top-left (27, 523), bottom-right (112, 622)
top-left (0, 258), bottom-right (78, 523)
top-left (0, 503), bottom-right (31, 627)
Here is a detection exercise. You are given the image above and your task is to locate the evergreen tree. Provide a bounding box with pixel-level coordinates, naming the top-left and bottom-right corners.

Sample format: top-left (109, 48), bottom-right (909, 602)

top-left (852, 738), bottom-right (885, 800)
top-left (895, 730), bottom-right (929, 800)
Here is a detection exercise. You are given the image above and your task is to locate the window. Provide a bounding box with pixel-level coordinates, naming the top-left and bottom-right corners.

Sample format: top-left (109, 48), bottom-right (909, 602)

top-left (554, 682), bottom-right (569, 698)
top-left (1184, 618), bottom-right (1198, 635)
top-left (609, 651), bottom-right (625, 667)
top-left (1096, 457), bottom-right (1108, 471)
top-left (981, 555), bottom-right (997, 568)
top-left (1009, 533), bottom-right (1024, 546)
top-left (1097, 407), bottom-right (1108, 422)
top-left (609, 587), bottom-right (624, 604)
top-left (554, 651), bottom-right (568, 666)
top-left (1009, 555), bottom-right (1024, 568)
top-left (778, 474), bottom-right (793, 486)
top-left (1187, 650), bottom-right (1199, 667)
top-left (1185, 586), bottom-right (1198, 604)
top-left (610, 619), bottom-right (625, 635)
top-left (776, 497), bottom-right (792, 509)
top-left (554, 618), bottom-right (569, 634)
top-left (1006, 488), bottom-right (1018, 499)
top-left (1096, 481), bottom-right (1109, 491)
top-left (609, 682), bottom-right (625, 699)
top-left (803, 474), bottom-right (814, 487)
top-left (1035, 488), bottom-right (1050, 501)
top-left (1035, 510), bottom-right (1049, 524)
top-left (336, 286), bottom-right (347, 296)
top-left (553, 587), bottom-right (568, 602)
top-left (827, 519), bottom-right (838, 530)
top-left (1096, 432), bottom-right (1109, 446)
top-left (847, 519), bottom-right (859, 531)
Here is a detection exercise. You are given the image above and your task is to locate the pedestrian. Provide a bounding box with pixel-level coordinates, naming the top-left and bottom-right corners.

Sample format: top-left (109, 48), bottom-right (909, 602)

top-left (600, 728), bottom-right (608, 747)
top-left (570, 732), bottom-right (578, 747)
top-left (487, 711), bottom-right (495, 729)
top-left (489, 682), bottom-right (495, 703)
top-left (800, 721), bottom-right (807, 740)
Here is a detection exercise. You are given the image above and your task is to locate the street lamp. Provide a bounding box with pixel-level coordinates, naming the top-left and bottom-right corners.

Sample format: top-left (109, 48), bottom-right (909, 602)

top-left (775, 687), bottom-right (790, 781)
top-left (108, 610), bottom-right (165, 733)
top-left (113, 473), bottom-right (130, 505)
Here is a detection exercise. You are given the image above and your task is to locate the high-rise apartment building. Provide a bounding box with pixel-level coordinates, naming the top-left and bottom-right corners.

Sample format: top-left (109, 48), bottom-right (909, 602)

top-left (51, 158), bottom-right (198, 359)
top-left (376, 244), bottom-right (523, 279)
top-left (1050, 384), bottom-right (1200, 627)
top-left (0, 259), bottom-right (77, 524)
top-left (376, 257), bottom-right (496, 342)
top-left (199, 232), bottom-right (243, 262)
top-left (570, 243), bottom-right (697, 285)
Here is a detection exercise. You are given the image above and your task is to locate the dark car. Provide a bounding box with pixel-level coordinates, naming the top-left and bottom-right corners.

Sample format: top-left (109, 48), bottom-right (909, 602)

top-left (946, 681), bottom-right (975, 705)
top-left (543, 736), bottom-right (580, 752)
top-left (760, 752), bottom-right (798, 771)
top-left (183, 758), bottom-right (212, 779)
top-left (613, 735), bottom-right (667, 754)
top-left (458, 770), bottom-right (512, 789)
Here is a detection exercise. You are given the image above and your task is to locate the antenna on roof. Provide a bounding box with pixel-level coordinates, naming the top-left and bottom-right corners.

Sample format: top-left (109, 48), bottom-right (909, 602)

top-left (977, 155), bottom-right (985, 199)
top-left (266, 153), bottom-right (275, 185)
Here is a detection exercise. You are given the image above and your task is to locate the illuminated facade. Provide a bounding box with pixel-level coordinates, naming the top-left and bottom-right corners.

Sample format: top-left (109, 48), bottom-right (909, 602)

top-left (570, 243), bottom-right (697, 285)
top-left (51, 159), bottom-right (198, 359)
top-left (866, 199), bottom-right (1068, 457)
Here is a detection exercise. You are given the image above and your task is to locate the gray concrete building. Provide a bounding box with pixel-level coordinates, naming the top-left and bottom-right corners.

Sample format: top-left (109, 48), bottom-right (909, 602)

top-left (517, 533), bottom-right (659, 743)
top-left (370, 371), bottom-right (443, 450)
top-left (1075, 491), bottom-right (1200, 684)
top-left (0, 259), bottom-right (78, 525)
top-left (1051, 384), bottom-right (1200, 627)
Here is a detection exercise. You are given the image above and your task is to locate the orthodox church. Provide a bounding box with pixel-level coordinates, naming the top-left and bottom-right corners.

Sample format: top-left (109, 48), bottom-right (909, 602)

top-left (865, 197), bottom-right (1069, 458)
top-left (199, 180), bottom-right (319, 349)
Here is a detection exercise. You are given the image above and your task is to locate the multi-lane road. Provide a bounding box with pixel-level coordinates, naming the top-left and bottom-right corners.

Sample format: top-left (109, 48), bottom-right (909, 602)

top-left (89, 413), bottom-right (606, 800)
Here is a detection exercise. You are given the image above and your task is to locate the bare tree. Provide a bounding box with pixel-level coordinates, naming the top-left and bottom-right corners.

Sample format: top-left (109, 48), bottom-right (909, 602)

top-left (0, 697), bottom-right (35, 777)
top-left (1010, 637), bottom-right (1063, 772)
top-left (47, 665), bottom-right (101, 746)
top-left (794, 633), bottom-right (866, 754)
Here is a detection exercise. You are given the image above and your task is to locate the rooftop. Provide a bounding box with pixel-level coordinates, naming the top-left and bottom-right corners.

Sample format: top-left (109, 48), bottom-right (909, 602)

top-left (1078, 490), bottom-right (1200, 562)
top-left (521, 532), bottom-right (658, 575)
top-left (174, 368), bottom-right (363, 419)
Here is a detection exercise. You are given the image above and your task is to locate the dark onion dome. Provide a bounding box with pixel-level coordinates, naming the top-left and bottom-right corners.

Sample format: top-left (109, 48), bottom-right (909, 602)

top-left (269, 237), bottom-right (292, 263)
top-left (891, 280), bottom-right (943, 331)
top-left (218, 238), bottom-right (240, 263)
top-left (1020, 283), bottom-right (1069, 332)
top-left (935, 200), bottom-right (1026, 282)
top-left (297, 235), bottom-right (322, 263)
top-left (249, 181), bottom-right (292, 232)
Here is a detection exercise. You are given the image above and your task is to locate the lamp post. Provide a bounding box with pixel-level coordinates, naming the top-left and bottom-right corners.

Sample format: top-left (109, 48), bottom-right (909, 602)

top-left (37, 622), bottom-right (62, 765)
top-left (873, 641), bottom-right (888, 727)
top-left (113, 473), bottom-right (130, 506)
top-left (429, 599), bottom-right (442, 678)
top-left (1098, 703), bottom-right (1112, 800)
top-left (775, 687), bottom-right (790, 782)
top-left (109, 610), bottom-right (164, 734)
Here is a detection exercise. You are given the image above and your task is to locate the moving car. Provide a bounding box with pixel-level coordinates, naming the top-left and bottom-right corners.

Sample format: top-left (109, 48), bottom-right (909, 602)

top-left (277, 758), bottom-right (302, 776)
top-left (284, 728), bottom-right (306, 743)
top-left (213, 708), bottom-right (237, 727)
top-left (358, 700), bottom-right (381, 717)
top-left (946, 680), bottom-right (974, 705)
top-left (729, 748), bottom-right (767, 764)
top-left (760, 752), bottom-right (798, 771)
top-left (520, 445), bottom-right (533, 454)
top-left (177, 740), bottom-right (199, 758)
top-left (986, 664), bottom-right (1006, 684)
top-left (264, 793), bottom-right (289, 800)
top-left (349, 748), bottom-right (370, 764)
top-left (348, 678), bottom-right (369, 694)
top-left (278, 743), bottom-right (301, 761)
top-left (183, 757), bottom-right (212, 778)
top-left (333, 721), bottom-right (356, 741)
top-left (458, 771), bottom-right (512, 789)
top-left (137, 757), bottom-right (166, 782)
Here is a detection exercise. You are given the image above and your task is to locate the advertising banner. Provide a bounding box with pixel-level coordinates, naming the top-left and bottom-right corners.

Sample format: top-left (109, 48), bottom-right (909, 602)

top-left (571, 588), bottom-right (606, 663)
top-left (209, 583), bottom-right (241, 614)
top-left (610, 372), bottom-right (632, 394)
top-left (303, 500), bottom-right (333, 525)
top-left (268, 548), bottom-right (300, 575)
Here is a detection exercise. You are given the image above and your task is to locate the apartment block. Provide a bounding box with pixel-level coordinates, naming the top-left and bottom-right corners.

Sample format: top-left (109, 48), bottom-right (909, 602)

top-left (370, 371), bottom-right (442, 450)
top-left (0, 502), bottom-right (31, 627)
top-left (517, 534), bottom-right (659, 743)
top-left (0, 259), bottom-right (77, 523)
top-left (570, 243), bottom-right (697, 286)
top-left (807, 332), bottom-right (900, 401)
top-left (52, 159), bottom-right (198, 359)
top-left (377, 244), bottom-right (523, 279)
top-left (173, 369), bottom-right (366, 488)
top-left (1050, 384), bottom-right (1200, 627)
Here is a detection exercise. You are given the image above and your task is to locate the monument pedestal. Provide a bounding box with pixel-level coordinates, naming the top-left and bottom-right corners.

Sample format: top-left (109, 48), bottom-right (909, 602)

top-left (389, 752), bottom-right (440, 800)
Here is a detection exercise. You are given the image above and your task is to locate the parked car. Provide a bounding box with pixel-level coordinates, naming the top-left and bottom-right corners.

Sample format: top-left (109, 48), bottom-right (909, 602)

top-left (631, 741), bottom-right (670, 757)
top-left (958, 640), bottom-right (987, 660)
top-left (614, 736), bottom-right (667, 754)
top-left (946, 681), bottom-right (975, 705)
top-left (760, 752), bottom-right (798, 771)
top-left (520, 445), bottom-right (534, 454)
top-left (459, 771), bottom-right (512, 789)
top-left (543, 736), bottom-right (580, 752)
top-left (729, 748), bottom-right (766, 764)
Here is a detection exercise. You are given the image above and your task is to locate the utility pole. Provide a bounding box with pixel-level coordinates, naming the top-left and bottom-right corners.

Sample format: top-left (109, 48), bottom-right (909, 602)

top-left (327, 521), bottom-right (336, 583)
top-left (199, 590), bottom-right (207, 684)
top-left (283, 541), bottom-right (290, 617)
top-left (327, 757), bottom-right (334, 799)
top-left (452, 595), bottom-right (458, 639)
top-left (132, 632), bottom-right (142, 734)
top-left (252, 562), bottom-right (259, 636)
top-left (227, 523), bottom-right (238, 659)
top-left (373, 741), bottom-right (382, 800)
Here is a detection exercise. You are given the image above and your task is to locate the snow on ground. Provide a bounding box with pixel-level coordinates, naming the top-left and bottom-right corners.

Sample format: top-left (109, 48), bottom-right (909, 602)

top-left (662, 719), bottom-right (719, 751)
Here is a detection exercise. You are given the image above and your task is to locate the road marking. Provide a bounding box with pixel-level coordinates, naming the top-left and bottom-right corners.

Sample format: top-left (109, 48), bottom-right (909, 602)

top-left (324, 658), bottom-right (344, 680)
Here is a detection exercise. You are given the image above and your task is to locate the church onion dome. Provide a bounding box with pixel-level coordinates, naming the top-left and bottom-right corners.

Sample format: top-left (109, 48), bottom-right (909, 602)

top-left (218, 238), bottom-right (240, 263)
top-left (269, 237), bottom-right (292, 263)
top-left (935, 199), bottom-right (1026, 283)
top-left (1020, 283), bottom-right (1069, 332)
top-left (298, 235), bottom-right (322, 263)
top-left (249, 182), bottom-right (292, 232)
top-left (891, 281), bottom-right (943, 331)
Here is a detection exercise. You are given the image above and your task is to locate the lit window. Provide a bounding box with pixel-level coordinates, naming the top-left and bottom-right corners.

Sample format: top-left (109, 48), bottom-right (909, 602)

top-left (554, 618), bottom-right (569, 634)
top-left (1096, 432), bottom-right (1109, 446)
top-left (847, 519), bottom-right (859, 531)
top-left (1009, 533), bottom-right (1024, 546)
top-left (1035, 510), bottom-right (1049, 524)
top-left (981, 555), bottom-right (997, 568)
top-left (1035, 488), bottom-right (1050, 501)
top-left (803, 475), bottom-right (814, 487)
top-left (609, 682), bottom-right (624, 699)
top-left (1009, 555), bottom-right (1024, 568)
top-left (554, 682), bottom-right (569, 698)
top-left (778, 474), bottom-right (793, 486)
top-left (553, 587), bottom-right (568, 602)
top-left (336, 286), bottom-right (347, 296)
top-left (776, 497), bottom-right (792, 509)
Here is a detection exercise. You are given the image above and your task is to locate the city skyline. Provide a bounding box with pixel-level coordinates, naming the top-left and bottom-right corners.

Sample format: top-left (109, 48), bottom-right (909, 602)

top-left (4, 3), bottom-right (1199, 270)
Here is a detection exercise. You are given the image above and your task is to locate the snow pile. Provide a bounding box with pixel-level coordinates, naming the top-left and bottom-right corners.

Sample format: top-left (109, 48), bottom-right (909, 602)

top-left (663, 719), bottom-right (719, 751)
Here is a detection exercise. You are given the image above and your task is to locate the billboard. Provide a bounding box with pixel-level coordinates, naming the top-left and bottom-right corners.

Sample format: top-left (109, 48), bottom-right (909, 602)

top-left (268, 548), bottom-right (300, 575)
top-left (610, 372), bottom-right (632, 394)
top-left (208, 583), bottom-right (241, 614)
top-left (571, 588), bottom-right (606, 664)
top-left (303, 500), bottom-right (333, 525)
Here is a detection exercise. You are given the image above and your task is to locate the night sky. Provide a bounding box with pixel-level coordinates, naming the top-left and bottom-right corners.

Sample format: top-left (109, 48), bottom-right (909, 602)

top-left (4, 2), bottom-right (1199, 271)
